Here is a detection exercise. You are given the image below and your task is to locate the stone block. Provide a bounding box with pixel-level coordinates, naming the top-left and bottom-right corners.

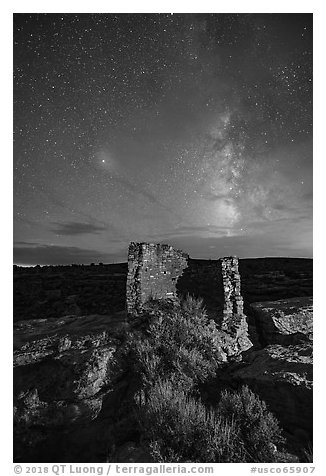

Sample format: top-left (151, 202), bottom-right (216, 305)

top-left (126, 242), bottom-right (189, 315)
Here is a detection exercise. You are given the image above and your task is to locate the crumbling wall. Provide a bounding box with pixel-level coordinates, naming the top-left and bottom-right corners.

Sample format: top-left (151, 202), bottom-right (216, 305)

top-left (177, 257), bottom-right (244, 319)
top-left (220, 257), bottom-right (244, 328)
top-left (216, 257), bottom-right (251, 351)
top-left (126, 243), bottom-right (252, 352)
top-left (126, 242), bottom-right (189, 315)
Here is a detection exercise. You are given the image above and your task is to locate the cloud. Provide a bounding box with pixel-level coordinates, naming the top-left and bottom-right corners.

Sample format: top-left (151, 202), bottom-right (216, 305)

top-left (19, 183), bottom-right (121, 235)
top-left (145, 224), bottom-right (234, 242)
top-left (51, 221), bottom-right (107, 236)
top-left (165, 214), bottom-right (312, 259)
top-left (271, 202), bottom-right (289, 211)
top-left (14, 241), bottom-right (41, 246)
top-left (271, 202), bottom-right (312, 213)
top-left (13, 243), bottom-right (126, 265)
top-left (167, 232), bottom-right (312, 260)
top-left (174, 224), bottom-right (230, 234)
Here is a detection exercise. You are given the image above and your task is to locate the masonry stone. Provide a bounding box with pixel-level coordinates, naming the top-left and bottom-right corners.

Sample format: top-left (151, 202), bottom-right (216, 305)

top-left (127, 243), bottom-right (244, 322)
top-left (219, 256), bottom-right (245, 333)
top-left (126, 242), bottom-right (189, 315)
top-left (126, 242), bottom-right (252, 354)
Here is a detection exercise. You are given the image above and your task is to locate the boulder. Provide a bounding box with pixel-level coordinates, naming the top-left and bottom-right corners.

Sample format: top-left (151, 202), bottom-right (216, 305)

top-left (251, 297), bottom-right (312, 345)
top-left (14, 313), bottom-right (127, 461)
top-left (218, 313), bottom-right (253, 359)
top-left (231, 342), bottom-right (313, 444)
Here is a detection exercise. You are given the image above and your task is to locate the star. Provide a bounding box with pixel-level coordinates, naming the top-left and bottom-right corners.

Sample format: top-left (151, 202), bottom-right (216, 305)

top-left (13, 13), bottom-right (312, 264)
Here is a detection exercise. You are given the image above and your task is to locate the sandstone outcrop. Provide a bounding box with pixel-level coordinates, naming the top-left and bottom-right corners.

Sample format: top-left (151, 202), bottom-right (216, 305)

top-left (231, 342), bottom-right (313, 444)
top-left (14, 313), bottom-right (127, 461)
top-left (13, 242), bottom-right (312, 462)
top-left (251, 297), bottom-right (312, 345)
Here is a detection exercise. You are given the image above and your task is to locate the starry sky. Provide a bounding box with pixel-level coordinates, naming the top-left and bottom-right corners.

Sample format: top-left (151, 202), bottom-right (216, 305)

top-left (13, 13), bottom-right (313, 265)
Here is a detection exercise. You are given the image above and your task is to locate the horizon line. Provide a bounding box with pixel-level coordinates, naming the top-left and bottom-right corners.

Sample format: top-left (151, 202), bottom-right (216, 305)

top-left (13, 255), bottom-right (313, 268)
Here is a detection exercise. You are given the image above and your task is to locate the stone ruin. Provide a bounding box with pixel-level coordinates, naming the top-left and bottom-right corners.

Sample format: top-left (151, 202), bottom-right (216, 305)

top-left (126, 241), bottom-right (252, 354)
top-left (126, 242), bottom-right (189, 315)
top-left (126, 243), bottom-right (244, 324)
top-left (219, 257), bottom-right (245, 335)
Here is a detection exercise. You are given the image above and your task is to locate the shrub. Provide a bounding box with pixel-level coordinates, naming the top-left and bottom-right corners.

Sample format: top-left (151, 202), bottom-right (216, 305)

top-left (138, 378), bottom-right (242, 463)
top-left (138, 381), bottom-right (284, 463)
top-left (127, 299), bottom-right (285, 463)
top-left (217, 385), bottom-right (285, 462)
top-left (126, 298), bottom-right (225, 393)
top-left (302, 443), bottom-right (313, 463)
top-left (180, 294), bottom-right (205, 317)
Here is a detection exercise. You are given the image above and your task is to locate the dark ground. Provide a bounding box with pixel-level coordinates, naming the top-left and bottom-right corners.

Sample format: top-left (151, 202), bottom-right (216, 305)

top-left (13, 257), bottom-right (313, 322)
top-left (13, 257), bottom-right (313, 463)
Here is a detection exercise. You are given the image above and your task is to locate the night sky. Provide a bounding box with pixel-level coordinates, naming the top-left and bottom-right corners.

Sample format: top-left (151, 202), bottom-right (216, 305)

top-left (13, 13), bottom-right (313, 265)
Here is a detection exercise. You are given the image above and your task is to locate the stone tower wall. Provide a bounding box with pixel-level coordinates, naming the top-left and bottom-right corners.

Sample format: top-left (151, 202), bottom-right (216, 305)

top-left (126, 242), bottom-right (189, 315)
top-left (220, 256), bottom-right (244, 321)
top-left (126, 244), bottom-right (246, 330)
top-left (219, 256), bottom-right (246, 337)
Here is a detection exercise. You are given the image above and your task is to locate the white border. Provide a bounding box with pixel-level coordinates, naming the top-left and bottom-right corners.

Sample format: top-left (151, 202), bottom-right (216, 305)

top-left (3, 1), bottom-right (323, 473)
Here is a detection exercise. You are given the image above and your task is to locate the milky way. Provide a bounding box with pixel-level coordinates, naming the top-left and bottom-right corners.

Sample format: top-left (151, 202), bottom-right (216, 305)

top-left (13, 13), bottom-right (312, 265)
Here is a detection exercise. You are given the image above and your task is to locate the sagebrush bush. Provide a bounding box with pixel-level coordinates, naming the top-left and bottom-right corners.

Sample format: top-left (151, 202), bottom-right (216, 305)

top-left (138, 380), bottom-right (284, 463)
top-left (180, 294), bottom-right (205, 317)
top-left (127, 298), bottom-right (225, 393)
top-left (302, 443), bottom-right (313, 463)
top-left (138, 378), bottom-right (242, 463)
top-left (126, 299), bottom-right (285, 463)
top-left (217, 385), bottom-right (285, 462)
